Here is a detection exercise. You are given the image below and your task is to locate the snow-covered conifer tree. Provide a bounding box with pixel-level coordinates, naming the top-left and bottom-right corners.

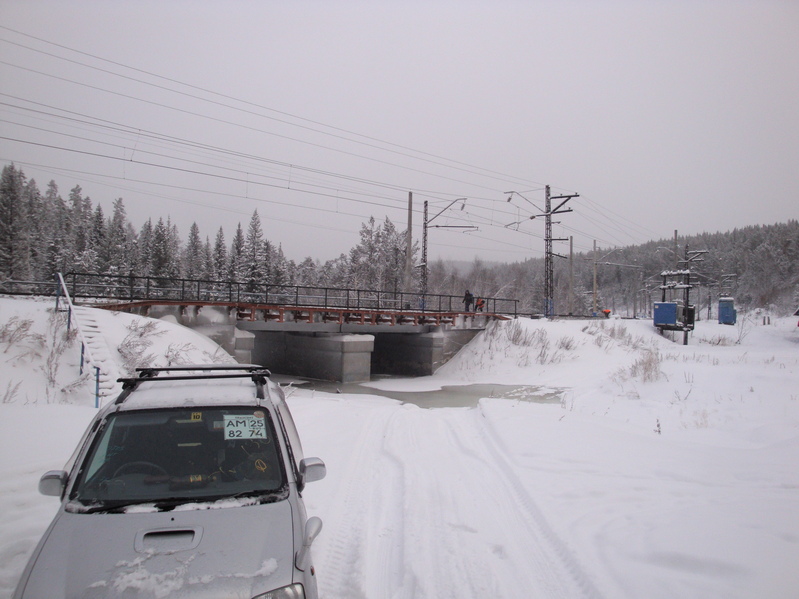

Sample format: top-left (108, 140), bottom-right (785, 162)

top-left (229, 223), bottom-right (245, 282)
top-left (23, 178), bottom-right (45, 280)
top-left (183, 222), bottom-right (204, 280)
top-left (0, 164), bottom-right (31, 280)
top-left (242, 211), bottom-right (268, 292)
top-left (296, 257), bottom-right (318, 287)
top-left (212, 227), bottom-right (228, 282)
top-left (150, 218), bottom-right (171, 279)
top-left (43, 180), bottom-right (70, 276)
top-left (137, 219), bottom-right (154, 277)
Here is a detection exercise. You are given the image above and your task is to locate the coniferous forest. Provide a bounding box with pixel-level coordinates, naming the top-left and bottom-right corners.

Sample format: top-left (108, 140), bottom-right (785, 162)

top-left (1, 163), bottom-right (798, 315)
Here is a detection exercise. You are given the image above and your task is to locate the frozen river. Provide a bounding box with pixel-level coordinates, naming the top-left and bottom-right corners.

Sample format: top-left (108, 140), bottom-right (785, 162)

top-left (283, 377), bottom-right (564, 409)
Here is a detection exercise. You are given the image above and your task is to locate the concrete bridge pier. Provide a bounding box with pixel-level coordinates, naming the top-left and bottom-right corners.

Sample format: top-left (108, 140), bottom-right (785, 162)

top-left (370, 328), bottom-right (480, 377)
top-left (251, 332), bottom-right (374, 383)
top-left (249, 328), bottom-right (481, 382)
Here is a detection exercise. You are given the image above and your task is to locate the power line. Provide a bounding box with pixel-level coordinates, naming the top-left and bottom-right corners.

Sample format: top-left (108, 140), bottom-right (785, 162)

top-left (1, 97), bottom-right (547, 232)
top-left (0, 25), bottom-right (665, 258)
top-left (1, 93), bottom-right (541, 221)
top-left (0, 26), bottom-right (548, 191)
top-left (0, 58), bottom-right (529, 197)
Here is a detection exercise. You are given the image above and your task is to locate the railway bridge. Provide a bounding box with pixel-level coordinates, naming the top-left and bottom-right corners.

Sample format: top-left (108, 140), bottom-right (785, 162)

top-left (4, 273), bottom-right (519, 383)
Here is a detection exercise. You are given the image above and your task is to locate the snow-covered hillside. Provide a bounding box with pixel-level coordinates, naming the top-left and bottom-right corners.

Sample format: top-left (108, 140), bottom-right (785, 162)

top-left (1, 297), bottom-right (797, 598)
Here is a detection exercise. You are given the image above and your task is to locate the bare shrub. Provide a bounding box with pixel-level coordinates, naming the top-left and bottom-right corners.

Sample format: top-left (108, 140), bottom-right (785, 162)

top-left (60, 374), bottom-right (91, 397)
top-left (200, 346), bottom-right (237, 365)
top-left (628, 334), bottom-right (648, 351)
top-left (536, 336), bottom-right (551, 364)
top-left (557, 336), bottom-right (576, 351)
top-left (2, 380), bottom-right (21, 403)
top-left (736, 312), bottom-right (753, 344)
top-left (506, 321), bottom-right (540, 346)
top-left (607, 323), bottom-right (628, 341)
top-left (500, 321), bottom-right (565, 365)
top-left (627, 349), bottom-right (664, 382)
top-left (118, 320), bottom-right (164, 375)
top-left (584, 321), bottom-right (649, 351)
top-left (699, 334), bottom-right (734, 346)
top-left (1, 316), bottom-right (46, 362)
top-left (42, 310), bottom-right (76, 387)
top-left (126, 319), bottom-right (164, 339)
top-left (164, 343), bottom-right (197, 366)
top-left (0, 317), bottom-right (34, 350)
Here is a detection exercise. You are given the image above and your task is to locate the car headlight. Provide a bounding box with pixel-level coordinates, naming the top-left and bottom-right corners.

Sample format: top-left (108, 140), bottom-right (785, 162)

top-left (253, 583), bottom-right (305, 599)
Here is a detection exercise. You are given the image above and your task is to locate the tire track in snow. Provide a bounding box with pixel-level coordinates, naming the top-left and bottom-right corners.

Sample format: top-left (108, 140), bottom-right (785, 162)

top-left (379, 405), bottom-right (597, 599)
top-left (314, 400), bottom-right (604, 598)
top-left (473, 403), bottom-right (607, 599)
top-left (313, 405), bottom-right (408, 599)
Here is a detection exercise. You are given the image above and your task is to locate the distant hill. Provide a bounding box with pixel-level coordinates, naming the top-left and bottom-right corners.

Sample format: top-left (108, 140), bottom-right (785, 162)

top-left (426, 220), bottom-right (799, 316)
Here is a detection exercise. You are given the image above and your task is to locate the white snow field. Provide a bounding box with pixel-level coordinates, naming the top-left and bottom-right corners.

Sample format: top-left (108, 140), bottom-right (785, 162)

top-left (1, 296), bottom-right (797, 598)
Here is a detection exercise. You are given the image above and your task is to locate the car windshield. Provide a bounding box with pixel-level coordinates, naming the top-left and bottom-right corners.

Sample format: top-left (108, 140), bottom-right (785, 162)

top-left (70, 407), bottom-right (287, 510)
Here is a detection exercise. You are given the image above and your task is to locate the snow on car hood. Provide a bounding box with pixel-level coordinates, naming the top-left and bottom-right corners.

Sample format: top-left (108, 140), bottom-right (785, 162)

top-left (17, 500), bottom-right (295, 599)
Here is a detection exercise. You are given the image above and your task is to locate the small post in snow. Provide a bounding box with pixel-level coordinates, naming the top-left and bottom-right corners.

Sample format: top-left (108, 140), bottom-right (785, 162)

top-left (94, 367), bottom-right (101, 408)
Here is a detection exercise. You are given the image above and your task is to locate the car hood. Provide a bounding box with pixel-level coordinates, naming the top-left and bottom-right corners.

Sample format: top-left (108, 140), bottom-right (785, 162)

top-left (18, 500), bottom-right (296, 599)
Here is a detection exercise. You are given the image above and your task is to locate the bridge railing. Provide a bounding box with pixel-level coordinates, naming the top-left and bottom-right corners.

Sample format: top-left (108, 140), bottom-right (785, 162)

top-left (46, 272), bottom-right (519, 316)
top-left (0, 279), bottom-right (58, 296)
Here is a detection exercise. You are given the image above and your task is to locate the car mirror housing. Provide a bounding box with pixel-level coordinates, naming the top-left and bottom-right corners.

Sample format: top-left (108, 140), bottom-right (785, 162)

top-left (297, 458), bottom-right (326, 493)
top-left (39, 470), bottom-right (68, 497)
top-left (295, 516), bottom-right (323, 571)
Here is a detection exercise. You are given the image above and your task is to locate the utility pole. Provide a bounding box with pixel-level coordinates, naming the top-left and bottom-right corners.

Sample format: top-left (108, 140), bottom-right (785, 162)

top-left (592, 240), bottom-right (598, 316)
top-left (504, 186), bottom-right (576, 317)
top-left (673, 229), bottom-right (679, 269)
top-left (707, 290), bottom-right (712, 320)
top-left (404, 191), bottom-right (413, 293)
top-left (568, 236), bottom-right (574, 316)
top-left (421, 200), bottom-right (429, 296)
top-left (543, 185), bottom-right (577, 317)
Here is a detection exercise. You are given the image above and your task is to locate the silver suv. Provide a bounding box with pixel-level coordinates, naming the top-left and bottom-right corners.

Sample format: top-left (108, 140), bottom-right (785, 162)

top-left (14, 365), bottom-right (326, 599)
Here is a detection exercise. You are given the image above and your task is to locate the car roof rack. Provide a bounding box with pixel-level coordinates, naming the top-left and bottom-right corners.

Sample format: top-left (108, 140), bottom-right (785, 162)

top-left (115, 364), bottom-right (271, 405)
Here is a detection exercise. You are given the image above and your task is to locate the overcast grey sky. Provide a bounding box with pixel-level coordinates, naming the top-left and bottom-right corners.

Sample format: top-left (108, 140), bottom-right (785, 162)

top-left (1, 0), bottom-right (797, 263)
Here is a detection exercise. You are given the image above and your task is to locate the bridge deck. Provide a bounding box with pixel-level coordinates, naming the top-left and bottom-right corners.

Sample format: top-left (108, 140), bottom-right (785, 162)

top-left (92, 299), bottom-right (510, 328)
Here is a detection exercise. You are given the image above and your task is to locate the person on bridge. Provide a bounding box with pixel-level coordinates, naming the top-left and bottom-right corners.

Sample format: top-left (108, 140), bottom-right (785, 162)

top-left (462, 290), bottom-right (474, 312)
top-left (475, 297), bottom-right (485, 312)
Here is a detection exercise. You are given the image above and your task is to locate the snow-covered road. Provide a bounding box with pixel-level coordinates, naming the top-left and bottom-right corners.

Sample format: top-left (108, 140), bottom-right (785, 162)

top-left (292, 388), bottom-right (799, 599)
top-left (299, 396), bottom-right (599, 598)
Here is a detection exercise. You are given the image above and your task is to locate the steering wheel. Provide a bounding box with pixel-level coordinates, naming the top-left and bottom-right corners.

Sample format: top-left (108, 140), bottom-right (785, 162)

top-left (113, 461), bottom-right (168, 478)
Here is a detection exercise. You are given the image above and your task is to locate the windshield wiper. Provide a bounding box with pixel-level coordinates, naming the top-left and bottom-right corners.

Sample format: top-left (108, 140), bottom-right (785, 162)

top-left (71, 488), bottom-right (287, 513)
top-left (70, 500), bottom-right (157, 514)
top-left (231, 487), bottom-right (289, 502)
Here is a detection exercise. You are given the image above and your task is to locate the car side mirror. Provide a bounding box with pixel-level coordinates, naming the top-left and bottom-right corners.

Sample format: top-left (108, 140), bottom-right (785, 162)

top-left (295, 516), bottom-right (323, 571)
top-left (39, 470), bottom-right (68, 497)
top-left (297, 457), bottom-right (326, 493)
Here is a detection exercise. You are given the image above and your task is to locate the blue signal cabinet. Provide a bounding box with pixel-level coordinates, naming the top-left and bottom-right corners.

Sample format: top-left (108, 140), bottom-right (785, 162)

top-left (654, 302), bottom-right (678, 327)
top-left (718, 297), bottom-right (737, 325)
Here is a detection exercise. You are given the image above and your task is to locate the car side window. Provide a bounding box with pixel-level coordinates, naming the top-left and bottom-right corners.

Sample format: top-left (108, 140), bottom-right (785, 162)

top-left (81, 418), bottom-right (117, 483)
